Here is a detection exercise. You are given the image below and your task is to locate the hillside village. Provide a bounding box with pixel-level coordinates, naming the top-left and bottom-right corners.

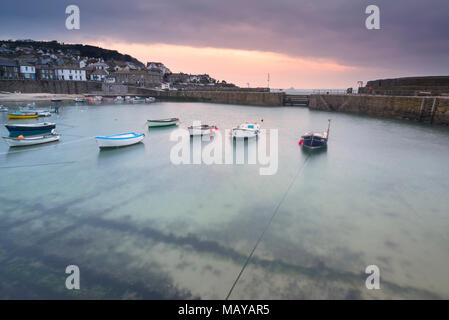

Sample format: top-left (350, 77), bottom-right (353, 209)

top-left (0, 40), bottom-right (236, 91)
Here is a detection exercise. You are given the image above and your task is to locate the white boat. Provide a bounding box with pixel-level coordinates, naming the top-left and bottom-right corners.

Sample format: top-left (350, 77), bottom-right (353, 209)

top-left (73, 97), bottom-right (86, 103)
top-left (188, 124), bottom-right (218, 136)
top-left (95, 132), bottom-right (145, 148)
top-left (2, 130), bottom-right (60, 147)
top-left (147, 118), bottom-right (179, 127)
top-left (131, 97), bottom-right (146, 103)
top-left (231, 122), bottom-right (261, 139)
top-left (115, 96), bottom-right (124, 102)
top-left (145, 97), bottom-right (156, 103)
top-left (37, 111), bottom-right (52, 117)
top-left (124, 96), bottom-right (132, 101)
top-left (19, 104), bottom-right (36, 111)
top-left (0, 105), bottom-right (8, 112)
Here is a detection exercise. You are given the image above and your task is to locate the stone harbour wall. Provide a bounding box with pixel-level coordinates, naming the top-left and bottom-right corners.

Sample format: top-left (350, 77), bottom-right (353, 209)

top-left (0, 79), bottom-right (102, 94)
top-left (127, 87), bottom-right (285, 106)
top-left (309, 94), bottom-right (449, 125)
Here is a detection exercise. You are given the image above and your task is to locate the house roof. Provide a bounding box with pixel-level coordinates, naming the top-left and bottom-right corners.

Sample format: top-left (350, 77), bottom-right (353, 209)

top-left (113, 70), bottom-right (160, 75)
top-left (0, 58), bottom-right (17, 67)
top-left (56, 65), bottom-right (85, 70)
top-left (91, 69), bottom-right (109, 76)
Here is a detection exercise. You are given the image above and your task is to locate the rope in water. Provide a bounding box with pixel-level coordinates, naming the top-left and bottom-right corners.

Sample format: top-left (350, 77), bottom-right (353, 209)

top-left (225, 153), bottom-right (311, 300)
top-left (0, 160), bottom-right (77, 169)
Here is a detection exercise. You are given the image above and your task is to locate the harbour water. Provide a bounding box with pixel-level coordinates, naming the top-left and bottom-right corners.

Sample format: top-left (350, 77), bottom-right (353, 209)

top-left (1, 101), bottom-right (449, 299)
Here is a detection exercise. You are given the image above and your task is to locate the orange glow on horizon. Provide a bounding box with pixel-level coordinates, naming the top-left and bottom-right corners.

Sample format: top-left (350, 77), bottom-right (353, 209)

top-left (90, 41), bottom-right (360, 89)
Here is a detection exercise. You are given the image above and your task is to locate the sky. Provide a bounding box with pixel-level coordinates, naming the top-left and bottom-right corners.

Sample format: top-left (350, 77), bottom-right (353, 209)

top-left (1, 0), bottom-right (448, 89)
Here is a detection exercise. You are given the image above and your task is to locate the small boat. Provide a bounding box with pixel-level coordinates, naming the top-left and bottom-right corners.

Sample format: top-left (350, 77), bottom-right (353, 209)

top-left (115, 96), bottom-right (124, 102)
top-left (299, 119), bottom-right (331, 149)
top-left (88, 96), bottom-right (104, 103)
top-left (3, 130), bottom-right (60, 147)
top-left (5, 122), bottom-right (56, 136)
top-left (124, 96), bottom-right (132, 101)
top-left (73, 97), bottom-right (86, 103)
top-left (51, 98), bottom-right (63, 103)
top-left (131, 97), bottom-right (146, 103)
top-left (95, 132), bottom-right (145, 148)
top-left (145, 97), bottom-right (156, 103)
top-left (8, 111), bottom-right (39, 119)
top-left (20, 103), bottom-right (36, 111)
top-left (188, 124), bottom-right (218, 136)
top-left (231, 122), bottom-right (261, 139)
top-left (37, 111), bottom-right (52, 117)
top-left (147, 118), bottom-right (179, 128)
top-left (0, 105), bottom-right (8, 112)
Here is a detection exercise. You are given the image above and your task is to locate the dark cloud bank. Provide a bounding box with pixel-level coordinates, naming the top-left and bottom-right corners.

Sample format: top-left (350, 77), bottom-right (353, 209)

top-left (1, 0), bottom-right (448, 76)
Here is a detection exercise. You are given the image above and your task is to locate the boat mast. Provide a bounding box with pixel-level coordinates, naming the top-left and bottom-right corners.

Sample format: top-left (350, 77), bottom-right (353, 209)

top-left (326, 119), bottom-right (331, 138)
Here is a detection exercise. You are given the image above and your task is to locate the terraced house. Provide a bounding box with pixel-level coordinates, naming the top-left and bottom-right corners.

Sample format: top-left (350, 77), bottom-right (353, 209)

top-left (19, 63), bottom-right (35, 79)
top-left (35, 64), bottom-right (56, 80)
top-left (112, 70), bottom-right (162, 87)
top-left (55, 66), bottom-right (86, 81)
top-left (0, 58), bottom-right (19, 80)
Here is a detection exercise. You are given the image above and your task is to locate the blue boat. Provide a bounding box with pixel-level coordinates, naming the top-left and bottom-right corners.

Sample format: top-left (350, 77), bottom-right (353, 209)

top-left (299, 120), bottom-right (331, 149)
top-left (5, 122), bottom-right (56, 136)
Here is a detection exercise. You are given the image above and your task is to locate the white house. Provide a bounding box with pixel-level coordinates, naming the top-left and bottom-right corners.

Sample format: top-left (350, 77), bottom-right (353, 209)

top-left (90, 69), bottom-right (109, 82)
top-left (20, 65), bottom-right (36, 79)
top-left (55, 66), bottom-right (86, 81)
top-left (147, 62), bottom-right (171, 75)
top-left (161, 82), bottom-right (170, 90)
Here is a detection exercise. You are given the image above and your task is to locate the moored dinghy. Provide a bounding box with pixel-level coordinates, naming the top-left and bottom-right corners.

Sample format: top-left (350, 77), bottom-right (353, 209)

top-left (8, 111), bottom-right (39, 119)
top-left (3, 130), bottom-right (60, 147)
top-left (299, 119), bottom-right (331, 149)
top-left (188, 124), bottom-right (218, 136)
top-left (95, 132), bottom-right (145, 148)
top-left (5, 122), bottom-right (56, 136)
top-left (131, 96), bottom-right (145, 103)
top-left (231, 122), bottom-right (261, 139)
top-left (147, 118), bottom-right (179, 127)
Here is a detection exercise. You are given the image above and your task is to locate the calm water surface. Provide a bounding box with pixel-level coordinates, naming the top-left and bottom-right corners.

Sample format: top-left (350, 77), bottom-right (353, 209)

top-left (0, 101), bottom-right (448, 299)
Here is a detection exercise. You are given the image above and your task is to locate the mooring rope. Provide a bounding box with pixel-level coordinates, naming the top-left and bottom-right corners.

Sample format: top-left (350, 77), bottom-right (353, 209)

top-left (225, 153), bottom-right (311, 300)
top-left (0, 160), bottom-right (77, 169)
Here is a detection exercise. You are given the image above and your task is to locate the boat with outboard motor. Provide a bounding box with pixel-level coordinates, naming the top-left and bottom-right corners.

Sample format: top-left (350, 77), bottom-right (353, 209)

top-left (299, 119), bottom-right (331, 149)
top-left (231, 122), bottom-right (261, 139)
